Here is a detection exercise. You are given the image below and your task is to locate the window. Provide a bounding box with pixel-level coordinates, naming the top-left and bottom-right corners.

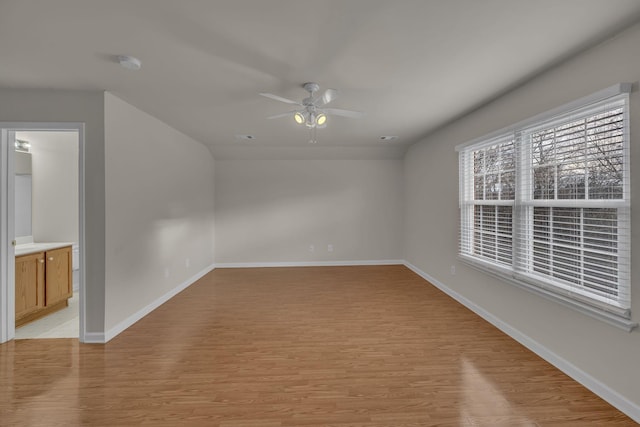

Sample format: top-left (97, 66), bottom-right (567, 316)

top-left (458, 85), bottom-right (632, 329)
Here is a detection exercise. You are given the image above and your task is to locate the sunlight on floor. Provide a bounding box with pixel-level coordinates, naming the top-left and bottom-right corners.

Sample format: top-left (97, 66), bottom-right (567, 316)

top-left (460, 357), bottom-right (537, 426)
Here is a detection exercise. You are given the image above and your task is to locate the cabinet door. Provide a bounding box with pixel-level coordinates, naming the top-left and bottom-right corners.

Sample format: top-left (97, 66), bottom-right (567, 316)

top-left (15, 252), bottom-right (45, 319)
top-left (45, 246), bottom-right (72, 306)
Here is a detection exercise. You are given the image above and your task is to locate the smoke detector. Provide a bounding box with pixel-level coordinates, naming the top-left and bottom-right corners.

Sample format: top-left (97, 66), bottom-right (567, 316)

top-left (117, 55), bottom-right (142, 70)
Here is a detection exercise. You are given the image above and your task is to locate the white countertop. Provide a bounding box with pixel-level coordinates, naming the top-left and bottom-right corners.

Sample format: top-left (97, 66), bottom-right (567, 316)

top-left (15, 242), bottom-right (74, 257)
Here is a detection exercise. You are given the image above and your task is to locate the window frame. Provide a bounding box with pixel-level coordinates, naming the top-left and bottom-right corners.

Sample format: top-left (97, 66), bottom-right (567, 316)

top-left (456, 84), bottom-right (636, 331)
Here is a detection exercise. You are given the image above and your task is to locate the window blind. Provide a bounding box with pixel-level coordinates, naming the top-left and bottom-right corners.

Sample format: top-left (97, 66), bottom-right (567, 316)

top-left (459, 134), bottom-right (515, 267)
top-left (458, 88), bottom-right (631, 324)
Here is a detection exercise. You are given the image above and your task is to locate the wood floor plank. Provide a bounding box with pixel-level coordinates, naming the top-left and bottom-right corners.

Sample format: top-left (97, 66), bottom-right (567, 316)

top-left (0, 266), bottom-right (636, 426)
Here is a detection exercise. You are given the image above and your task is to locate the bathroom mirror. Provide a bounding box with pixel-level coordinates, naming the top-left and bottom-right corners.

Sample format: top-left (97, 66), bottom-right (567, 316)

top-left (15, 150), bottom-right (32, 238)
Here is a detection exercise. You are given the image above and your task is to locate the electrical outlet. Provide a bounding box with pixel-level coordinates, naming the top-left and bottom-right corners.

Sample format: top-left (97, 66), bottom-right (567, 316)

top-left (308, 244), bottom-right (315, 252)
top-left (327, 244), bottom-right (334, 252)
top-left (185, 258), bottom-right (190, 268)
top-left (164, 268), bottom-right (170, 279)
top-left (450, 265), bottom-right (456, 275)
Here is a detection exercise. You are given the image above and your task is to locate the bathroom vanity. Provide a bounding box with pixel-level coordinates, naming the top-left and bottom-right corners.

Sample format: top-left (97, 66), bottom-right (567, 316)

top-left (15, 243), bottom-right (73, 327)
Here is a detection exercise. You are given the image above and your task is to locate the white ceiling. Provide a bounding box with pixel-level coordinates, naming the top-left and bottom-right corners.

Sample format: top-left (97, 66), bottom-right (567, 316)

top-left (2, 1), bottom-right (640, 159)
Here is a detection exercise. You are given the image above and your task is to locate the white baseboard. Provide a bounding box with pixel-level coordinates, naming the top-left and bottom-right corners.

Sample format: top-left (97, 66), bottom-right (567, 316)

top-left (215, 259), bottom-right (404, 268)
top-left (103, 263), bottom-right (216, 343)
top-left (403, 261), bottom-right (640, 424)
top-left (81, 332), bottom-right (105, 344)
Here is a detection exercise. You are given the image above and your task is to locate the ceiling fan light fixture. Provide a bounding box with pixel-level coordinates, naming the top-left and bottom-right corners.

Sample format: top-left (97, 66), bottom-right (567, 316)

top-left (316, 113), bottom-right (327, 126)
top-left (294, 111), bottom-right (306, 124)
top-left (261, 82), bottom-right (362, 137)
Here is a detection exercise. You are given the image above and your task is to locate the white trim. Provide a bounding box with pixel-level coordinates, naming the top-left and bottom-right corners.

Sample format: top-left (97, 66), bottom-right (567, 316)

top-left (6, 132), bottom-right (15, 341)
top-left (214, 259), bottom-right (405, 268)
top-left (0, 123), bottom-right (86, 344)
top-left (77, 125), bottom-right (87, 343)
top-left (0, 130), bottom-right (13, 343)
top-left (104, 263), bottom-right (216, 342)
top-left (455, 83), bottom-right (633, 151)
top-left (403, 261), bottom-right (640, 424)
top-left (458, 255), bottom-right (637, 330)
top-left (82, 332), bottom-right (106, 344)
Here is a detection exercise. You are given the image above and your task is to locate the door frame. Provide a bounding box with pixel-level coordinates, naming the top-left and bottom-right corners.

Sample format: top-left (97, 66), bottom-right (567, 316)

top-left (0, 122), bottom-right (86, 343)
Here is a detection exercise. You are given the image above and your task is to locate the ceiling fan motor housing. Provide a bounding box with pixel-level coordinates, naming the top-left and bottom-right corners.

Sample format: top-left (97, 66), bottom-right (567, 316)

top-left (303, 82), bottom-right (320, 94)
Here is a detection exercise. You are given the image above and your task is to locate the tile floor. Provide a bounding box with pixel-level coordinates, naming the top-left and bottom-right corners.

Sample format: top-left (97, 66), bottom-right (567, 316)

top-left (15, 293), bottom-right (79, 339)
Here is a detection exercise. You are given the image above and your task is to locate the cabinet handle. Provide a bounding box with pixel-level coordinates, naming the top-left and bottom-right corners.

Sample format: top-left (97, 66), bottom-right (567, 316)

top-left (39, 259), bottom-right (45, 264)
top-left (48, 257), bottom-right (54, 261)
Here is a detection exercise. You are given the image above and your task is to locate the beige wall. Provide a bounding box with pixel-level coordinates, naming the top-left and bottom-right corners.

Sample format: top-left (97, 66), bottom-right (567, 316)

top-left (404, 23), bottom-right (640, 410)
top-left (215, 159), bottom-right (403, 264)
top-left (0, 89), bottom-right (106, 336)
top-left (104, 93), bottom-right (215, 332)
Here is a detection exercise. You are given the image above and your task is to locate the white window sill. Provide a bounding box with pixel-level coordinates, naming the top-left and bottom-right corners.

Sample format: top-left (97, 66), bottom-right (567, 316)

top-left (458, 254), bottom-right (638, 332)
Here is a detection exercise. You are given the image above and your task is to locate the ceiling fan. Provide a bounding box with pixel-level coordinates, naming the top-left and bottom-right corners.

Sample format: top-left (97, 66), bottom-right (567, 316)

top-left (260, 82), bottom-right (364, 129)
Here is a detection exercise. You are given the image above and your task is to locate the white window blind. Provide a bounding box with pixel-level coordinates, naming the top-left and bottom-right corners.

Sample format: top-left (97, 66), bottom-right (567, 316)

top-left (459, 134), bottom-right (515, 267)
top-left (458, 87), bottom-right (632, 329)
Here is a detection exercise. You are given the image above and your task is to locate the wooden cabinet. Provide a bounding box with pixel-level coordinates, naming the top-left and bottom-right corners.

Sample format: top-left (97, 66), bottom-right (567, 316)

top-left (45, 246), bottom-right (72, 307)
top-left (15, 245), bottom-right (72, 327)
top-left (15, 252), bottom-right (45, 320)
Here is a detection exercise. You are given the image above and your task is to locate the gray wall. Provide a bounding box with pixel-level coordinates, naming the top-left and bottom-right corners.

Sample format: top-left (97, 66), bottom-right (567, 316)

top-left (26, 131), bottom-right (79, 244)
top-left (104, 93), bottom-right (215, 332)
top-left (215, 159), bottom-right (403, 264)
top-left (14, 151), bottom-right (33, 238)
top-left (0, 89), bottom-right (105, 336)
top-left (14, 152), bottom-right (31, 175)
top-left (1, 90), bottom-right (216, 339)
top-left (14, 175), bottom-right (31, 238)
top-left (404, 23), bottom-right (640, 409)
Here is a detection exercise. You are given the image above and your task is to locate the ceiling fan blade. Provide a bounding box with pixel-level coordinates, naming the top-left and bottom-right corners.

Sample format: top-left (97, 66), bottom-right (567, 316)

top-left (267, 110), bottom-right (298, 120)
top-left (260, 92), bottom-right (301, 105)
top-left (316, 89), bottom-right (339, 106)
top-left (324, 108), bottom-right (365, 118)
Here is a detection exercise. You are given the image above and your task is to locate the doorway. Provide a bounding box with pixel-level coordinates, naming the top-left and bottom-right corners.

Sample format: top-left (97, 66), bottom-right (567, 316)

top-left (0, 123), bottom-right (86, 343)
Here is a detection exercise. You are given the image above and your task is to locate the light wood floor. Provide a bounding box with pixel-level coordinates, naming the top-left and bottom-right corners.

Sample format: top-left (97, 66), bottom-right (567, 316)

top-left (0, 266), bottom-right (635, 426)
